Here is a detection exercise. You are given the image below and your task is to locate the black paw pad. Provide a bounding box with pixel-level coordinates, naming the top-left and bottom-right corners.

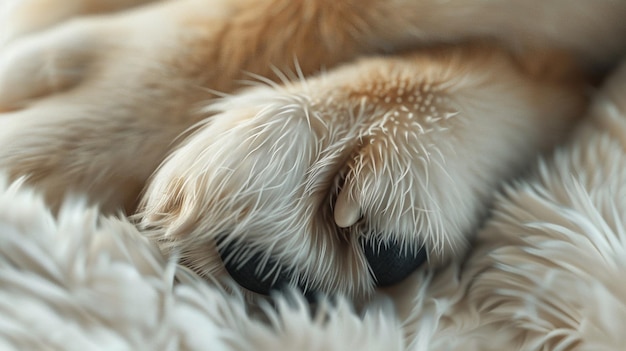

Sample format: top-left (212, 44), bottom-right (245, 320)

top-left (361, 238), bottom-right (427, 287)
top-left (217, 239), bottom-right (292, 295)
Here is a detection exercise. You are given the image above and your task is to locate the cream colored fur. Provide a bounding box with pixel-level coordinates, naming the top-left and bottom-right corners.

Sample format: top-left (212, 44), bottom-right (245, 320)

top-left (0, 176), bottom-right (404, 350)
top-left (2, 60), bottom-right (626, 350)
top-left (1, 0), bottom-right (626, 349)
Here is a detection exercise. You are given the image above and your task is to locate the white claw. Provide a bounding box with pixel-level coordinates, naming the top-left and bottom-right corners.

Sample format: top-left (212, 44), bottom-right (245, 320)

top-left (334, 186), bottom-right (361, 228)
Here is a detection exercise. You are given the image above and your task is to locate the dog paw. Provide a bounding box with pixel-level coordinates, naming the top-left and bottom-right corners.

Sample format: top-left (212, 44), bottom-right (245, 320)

top-left (138, 44), bottom-right (585, 299)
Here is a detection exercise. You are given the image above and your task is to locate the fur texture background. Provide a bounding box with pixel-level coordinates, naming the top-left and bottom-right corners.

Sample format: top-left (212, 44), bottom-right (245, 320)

top-left (0, 62), bottom-right (626, 350)
top-left (1, 61), bottom-right (625, 350)
top-left (1, 1), bottom-right (626, 350)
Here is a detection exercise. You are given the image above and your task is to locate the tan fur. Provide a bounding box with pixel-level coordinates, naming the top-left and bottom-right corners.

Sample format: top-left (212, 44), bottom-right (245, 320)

top-left (0, 0), bottom-right (625, 301)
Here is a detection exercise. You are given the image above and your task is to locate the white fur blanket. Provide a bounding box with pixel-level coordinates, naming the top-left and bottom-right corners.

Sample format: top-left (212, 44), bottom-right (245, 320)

top-left (1, 61), bottom-right (625, 351)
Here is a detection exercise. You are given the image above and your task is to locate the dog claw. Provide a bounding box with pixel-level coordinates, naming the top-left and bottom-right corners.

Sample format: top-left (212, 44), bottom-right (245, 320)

top-left (334, 186), bottom-right (361, 228)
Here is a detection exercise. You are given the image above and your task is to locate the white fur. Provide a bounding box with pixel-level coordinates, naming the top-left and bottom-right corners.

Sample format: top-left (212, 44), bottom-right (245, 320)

top-left (2, 68), bottom-right (626, 348)
top-left (397, 61), bottom-right (626, 351)
top-left (2, 0), bottom-right (626, 349)
top-left (0, 176), bottom-right (404, 351)
top-left (0, 1), bottom-right (620, 294)
top-left (138, 47), bottom-right (583, 299)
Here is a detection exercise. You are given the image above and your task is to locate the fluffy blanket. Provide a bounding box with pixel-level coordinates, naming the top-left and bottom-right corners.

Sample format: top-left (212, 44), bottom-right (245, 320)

top-left (0, 0), bottom-right (625, 346)
top-left (1, 60), bottom-right (625, 351)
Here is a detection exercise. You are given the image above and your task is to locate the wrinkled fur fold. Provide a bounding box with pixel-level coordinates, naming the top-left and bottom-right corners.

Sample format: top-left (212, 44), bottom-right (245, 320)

top-left (1, 59), bottom-right (625, 351)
